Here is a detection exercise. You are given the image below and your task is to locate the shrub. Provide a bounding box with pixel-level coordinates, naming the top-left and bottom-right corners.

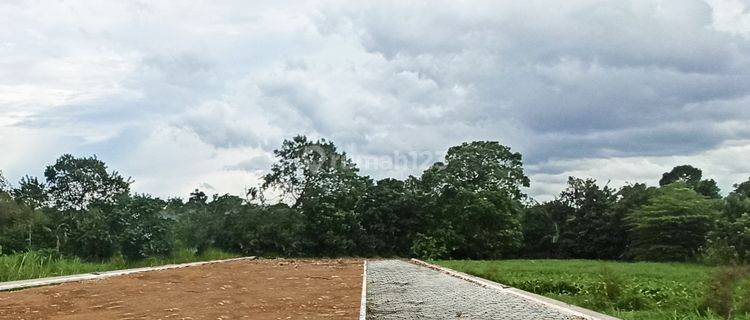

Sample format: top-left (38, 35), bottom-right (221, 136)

top-left (65, 210), bottom-right (117, 261)
top-left (411, 233), bottom-right (448, 260)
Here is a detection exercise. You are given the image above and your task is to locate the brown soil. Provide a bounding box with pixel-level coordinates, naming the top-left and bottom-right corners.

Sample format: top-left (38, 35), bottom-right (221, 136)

top-left (0, 259), bottom-right (363, 320)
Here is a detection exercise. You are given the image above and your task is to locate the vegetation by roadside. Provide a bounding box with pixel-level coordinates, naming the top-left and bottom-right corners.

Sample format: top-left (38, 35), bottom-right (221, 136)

top-left (436, 259), bottom-right (750, 320)
top-left (0, 248), bottom-right (238, 282)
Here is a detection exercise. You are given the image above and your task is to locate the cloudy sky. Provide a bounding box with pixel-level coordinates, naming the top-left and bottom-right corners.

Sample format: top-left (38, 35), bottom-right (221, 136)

top-left (2, 0), bottom-right (750, 201)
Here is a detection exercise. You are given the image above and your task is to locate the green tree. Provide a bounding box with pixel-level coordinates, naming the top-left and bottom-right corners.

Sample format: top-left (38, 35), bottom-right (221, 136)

top-left (0, 190), bottom-right (52, 253)
top-left (208, 194), bottom-right (245, 252)
top-left (262, 136), bottom-right (370, 255)
top-left (175, 192), bottom-right (235, 253)
top-left (611, 183), bottom-right (657, 257)
top-left (521, 202), bottom-right (562, 258)
top-left (555, 177), bottom-right (626, 259)
top-left (358, 178), bottom-right (422, 256)
top-left (64, 208), bottom-right (117, 260)
top-left (44, 154), bottom-right (131, 210)
top-left (659, 165), bottom-right (721, 199)
top-left (447, 189), bottom-right (523, 259)
top-left (627, 183), bottom-right (719, 261)
top-left (733, 178), bottom-right (750, 197)
top-left (116, 195), bottom-right (174, 261)
top-left (0, 170), bottom-right (9, 193)
top-left (418, 141), bottom-right (528, 259)
top-left (13, 176), bottom-right (48, 210)
top-left (222, 204), bottom-right (307, 256)
top-left (421, 141), bottom-right (529, 200)
top-left (705, 178), bottom-right (750, 264)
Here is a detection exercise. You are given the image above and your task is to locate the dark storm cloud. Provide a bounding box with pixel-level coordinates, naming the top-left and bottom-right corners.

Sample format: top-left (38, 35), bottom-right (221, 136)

top-left (316, 0), bottom-right (750, 166)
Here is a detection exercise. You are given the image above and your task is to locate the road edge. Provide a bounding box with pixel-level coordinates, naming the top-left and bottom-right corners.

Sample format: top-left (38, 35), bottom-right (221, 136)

top-left (359, 260), bottom-right (368, 320)
top-left (410, 258), bottom-right (620, 320)
top-left (0, 256), bottom-right (257, 292)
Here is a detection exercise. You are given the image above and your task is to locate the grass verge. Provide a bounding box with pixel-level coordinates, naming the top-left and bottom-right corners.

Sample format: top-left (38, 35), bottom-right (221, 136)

top-left (435, 259), bottom-right (750, 320)
top-left (0, 248), bottom-right (239, 283)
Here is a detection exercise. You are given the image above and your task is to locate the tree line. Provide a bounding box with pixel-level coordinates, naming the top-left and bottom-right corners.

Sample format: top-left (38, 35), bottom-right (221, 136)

top-left (0, 135), bottom-right (748, 264)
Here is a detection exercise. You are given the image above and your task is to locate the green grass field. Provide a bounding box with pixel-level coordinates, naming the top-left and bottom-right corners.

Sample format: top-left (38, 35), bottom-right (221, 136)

top-left (0, 249), bottom-right (239, 282)
top-left (436, 260), bottom-right (750, 320)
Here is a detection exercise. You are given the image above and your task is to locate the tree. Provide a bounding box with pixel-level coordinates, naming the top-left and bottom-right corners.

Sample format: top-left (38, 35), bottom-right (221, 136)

top-left (262, 136), bottom-right (371, 255)
top-left (176, 192), bottom-right (237, 253)
top-left (44, 154), bottom-right (131, 210)
top-left (724, 180), bottom-right (750, 222)
top-left (421, 141), bottom-right (529, 200)
top-left (446, 189), bottom-right (523, 259)
top-left (521, 202), bottom-right (563, 258)
top-left (222, 204), bottom-right (307, 256)
top-left (659, 165), bottom-right (721, 198)
top-left (262, 136), bottom-right (367, 207)
top-left (608, 183), bottom-right (657, 257)
top-left (116, 195), bottom-right (174, 261)
top-left (357, 178), bottom-right (422, 256)
top-left (417, 141), bottom-right (528, 259)
top-left (0, 170), bottom-right (9, 193)
top-left (555, 177), bottom-right (625, 259)
top-left (733, 178), bottom-right (750, 197)
top-left (188, 189), bottom-right (208, 204)
top-left (659, 165), bottom-right (703, 186)
top-left (13, 176), bottom-right (48, 210)
top-left (0, 190), bottom-right (52, 253)
top-left (627, 183), bottom-right (719, 261)
top-left (705, 178), bottom-right (750, 264)
top-left (64, 208), bottom-right (117, 260)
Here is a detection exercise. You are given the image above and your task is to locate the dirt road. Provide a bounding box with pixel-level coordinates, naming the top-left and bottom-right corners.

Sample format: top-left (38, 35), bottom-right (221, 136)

top-left (0, 259), bottom-right (363, 320)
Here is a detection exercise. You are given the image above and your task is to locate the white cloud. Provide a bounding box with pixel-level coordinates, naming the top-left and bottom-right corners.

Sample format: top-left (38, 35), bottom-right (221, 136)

top-left (1, 0), bottom-right (749, 200)
top-left (528, 140), bottom-right (750, 201)
top-left (708, 0), bottom-right (750, 36)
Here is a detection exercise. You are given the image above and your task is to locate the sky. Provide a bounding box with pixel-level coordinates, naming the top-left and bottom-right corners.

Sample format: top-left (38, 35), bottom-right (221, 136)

top-left (1, 0), bottom-right (750, 201)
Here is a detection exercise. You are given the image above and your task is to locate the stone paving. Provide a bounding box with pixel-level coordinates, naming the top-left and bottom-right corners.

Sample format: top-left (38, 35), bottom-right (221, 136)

top-left (366, 260), bottom-right (581, 320)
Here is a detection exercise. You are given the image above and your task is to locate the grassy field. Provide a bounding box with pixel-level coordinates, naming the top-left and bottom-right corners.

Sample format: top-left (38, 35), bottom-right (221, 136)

top-left (0, 249), bottom-right (239, 282)
top-left (436, 259), bottom-right (750, 320)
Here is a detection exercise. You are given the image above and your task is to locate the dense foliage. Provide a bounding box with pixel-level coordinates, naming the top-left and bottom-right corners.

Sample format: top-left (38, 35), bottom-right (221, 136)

top-left (0, 136), bottom-right (749, 265)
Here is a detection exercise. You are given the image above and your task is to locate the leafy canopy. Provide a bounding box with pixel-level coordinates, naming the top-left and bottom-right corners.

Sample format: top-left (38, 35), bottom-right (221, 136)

top-left (421, 141), bottom-right (530, 200)
top-left (44, 154), bottom-right (131, 210)
top-left (628, 183), bottom-right (720, 261)
top-left (659, 165), bottom-right (721, 199)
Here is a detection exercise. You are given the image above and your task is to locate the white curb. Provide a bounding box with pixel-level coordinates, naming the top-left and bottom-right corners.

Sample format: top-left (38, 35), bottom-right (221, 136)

top-left (410, 259), bottom-right (620, 320)
top-left (358, 260), bottom-right (368, 320)
top-left (0, 256), bottom-right (256, 292)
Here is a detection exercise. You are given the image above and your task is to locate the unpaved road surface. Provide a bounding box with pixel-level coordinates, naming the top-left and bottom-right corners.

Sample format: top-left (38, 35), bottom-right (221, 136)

top-left (0, 259), bottom-right (363, 320)
top-left (366, 260), bottom-right (580, 320)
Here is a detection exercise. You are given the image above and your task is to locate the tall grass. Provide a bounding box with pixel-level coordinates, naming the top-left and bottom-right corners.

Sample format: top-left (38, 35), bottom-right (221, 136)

top-left (701, 266), bottom-right (750, 319)
top-left (0, 248), bottom-right (239, 282)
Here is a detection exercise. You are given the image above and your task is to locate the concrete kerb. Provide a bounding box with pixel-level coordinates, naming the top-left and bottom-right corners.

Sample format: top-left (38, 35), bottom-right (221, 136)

top-left (359, 260), bottom-right (368, 320)
top-left (0, 256), bottom-right (257, 292)
top-left (410, 258), bottom-right (620, 320)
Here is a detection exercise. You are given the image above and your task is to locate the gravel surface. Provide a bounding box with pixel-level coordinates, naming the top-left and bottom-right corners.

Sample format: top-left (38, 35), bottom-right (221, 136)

top-left (366, 260), bottom-right (580, 320)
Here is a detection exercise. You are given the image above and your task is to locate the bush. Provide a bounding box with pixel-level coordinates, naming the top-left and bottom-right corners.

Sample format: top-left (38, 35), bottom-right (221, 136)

top-left (65, 210), bottom-right (117, 261)
top-left (116, 195), bottom-right (175, 261)
top-left (222, 204), bottom-right (308, 257)
top-left (411, 233), bottom-right (448, 260)
top-left (701, 236), bottom-right (741, 266)
top-left (704, 214), bottom-right (750, 265)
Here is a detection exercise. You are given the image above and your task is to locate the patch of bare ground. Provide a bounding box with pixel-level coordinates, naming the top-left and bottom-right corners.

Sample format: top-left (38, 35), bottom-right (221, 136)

top-left (0, 259), bottom-right (363, 320)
